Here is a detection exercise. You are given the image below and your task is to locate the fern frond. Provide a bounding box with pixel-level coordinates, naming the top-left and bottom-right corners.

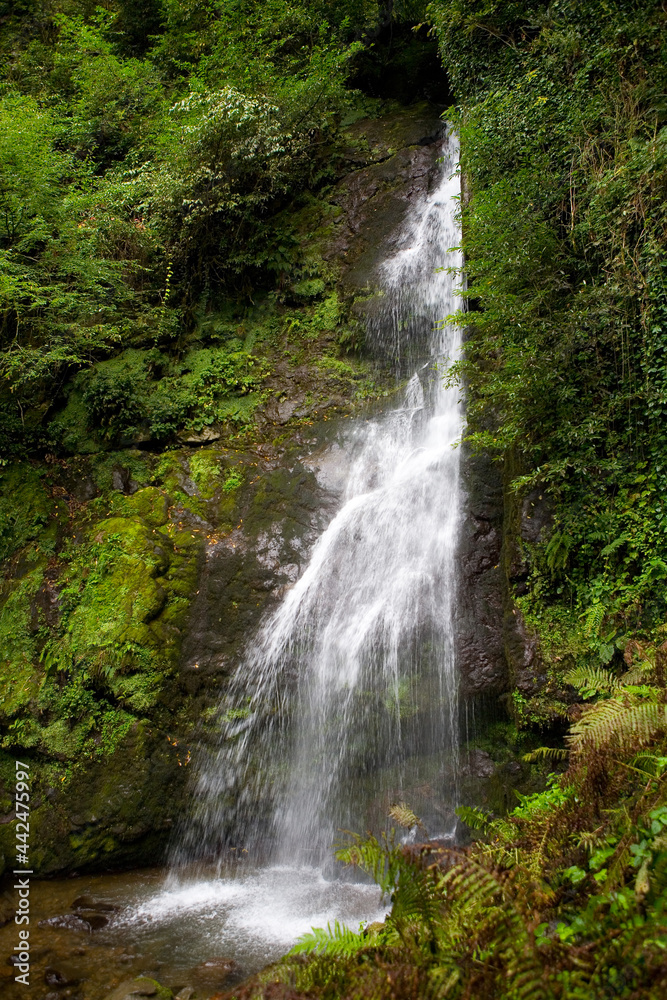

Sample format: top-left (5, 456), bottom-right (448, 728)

top-left (564, 665), bottom-right (620, 696)
top-left (578, 828), bottom-right (606, 853)
top-left (443, 856), bottom-right (504, 916)
top-left (522, 746), bottom-right (569, 763)
top-left (442, 858), bottom-right (553, 998)
top-left (289, 920), bottom-right (367, 957)
top-left (391, 865), bottom-right (442, 935)
top-left (580, 602), bottom-right (605, 638)
top-left (631, 752), bottom-right (667, 777)
top-left (426, 965), bottom-right (461, 998)
top-left (456, 805), bottom-right (494, 833)
top-left (336, 831), bottom-right (402, 895)
top-left (622, 661), bottom-right (654, 685)
top-left (568, 699), bottom-right (667, 751)
top-left (389, 802), bottom-right (424, 830)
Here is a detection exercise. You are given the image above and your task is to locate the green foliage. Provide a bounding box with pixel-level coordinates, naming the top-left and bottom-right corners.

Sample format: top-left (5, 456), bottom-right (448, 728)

top-left (222, 468), bottom-right (244, 493)
top-left (388, 801), bottom-right (424, 830)
top-left (0, 0), bottom-right (415, 455)
top-left (0, 465), bottom-right (55, 561)
top-left (430, 0), bottom-right (667, 637)
top-left (291, 920), bottom-right (368, 958)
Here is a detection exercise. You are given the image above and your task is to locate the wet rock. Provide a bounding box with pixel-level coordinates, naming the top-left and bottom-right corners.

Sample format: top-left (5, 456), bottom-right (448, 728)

top-left (7, 947), bottom-right (49, 964)
top-left (456, 451), bottom-right (506, 696)
top-left (329, 140), bottom-right (444, 285)
top-left (0, 893), bottom-right (13, 928)
top-left (177, 426), bottom-right (221, 444)
top-left (106, 977), bottom-right (171, 1000)
top-left (44, 962), bottom-right (81, 987)
top-left (72, 895), bottom-right (119, 913)
top-left (39, 914), bottom-right (92, 933)
top-left (175, 989), bottom-right (196, 1000)
top-left (461, 749), bottom-right (496, 780)
top-left (520, 489), bottom-right (553, 546)
top-left (191, 957), bottom-right (240, 987)
top-left (264, 398), bottom-right (300, 425)
top-left (506, 608), bottom-right (546, 695)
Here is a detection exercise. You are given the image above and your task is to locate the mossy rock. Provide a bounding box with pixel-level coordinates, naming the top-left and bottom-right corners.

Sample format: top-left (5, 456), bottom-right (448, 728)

top-left (106, 977), bottom-right (172, 1000)
top-left (121, 487), bottom-right (170, 526)
top-left (0, 464), bottom-right (57, 562)
top-left (0, 565), bottom-right (44, 719)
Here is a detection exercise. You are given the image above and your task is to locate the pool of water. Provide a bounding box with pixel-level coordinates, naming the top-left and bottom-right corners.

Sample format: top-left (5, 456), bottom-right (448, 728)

top-left (0, 863), bottom-right (386, 999)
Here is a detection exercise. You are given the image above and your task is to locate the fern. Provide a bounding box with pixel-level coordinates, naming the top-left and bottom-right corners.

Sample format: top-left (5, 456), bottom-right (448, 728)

top-left (389, 801), bottom-right (424, 830)
top-left (632, 752), bottom-right (667, 777)
top-left (456, 804), bottom-right (494, 833)
top-left (568, 698), bottom-right (667, 751)
top-left (289, 920), bottom-right (368, 957)
top-left (390, 862), bottom-right (443, 940)
top-left (564, 665), bottom-right (620, 697)
top-left (336, 831), bottom-right (402, 895)
top-left (522, 746), bottom-right (569, 763)
top-left (580, 602), bottom-right (605, 638)
top-left (545, 531), bottom-right (572, 571)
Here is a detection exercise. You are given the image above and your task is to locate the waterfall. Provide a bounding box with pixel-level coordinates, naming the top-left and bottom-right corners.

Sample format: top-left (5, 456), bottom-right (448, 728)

top-left (181, 131), bottom-right (464, 867)
top-left (120, 129), bottom-right (463, 977)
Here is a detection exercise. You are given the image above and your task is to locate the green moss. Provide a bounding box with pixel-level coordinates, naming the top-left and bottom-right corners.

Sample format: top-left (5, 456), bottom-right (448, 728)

top-left (292, 277), bottom-right (326, 299)
top-left (0, 465), bottom-right (55, 561)
top-left (0, 567), bottom-right (43, 718)
top-left (34, 505), bottom-right (200, 724)
top-left (188, 450), bottom-right (222, 499)
top-left (91, 451), bottom-right (152, 493)
top-left (119, 486), bottom-right (169, 526)
top-left (222, 467), bottom-right (244, 493)
top-left (517, 597), bottom-right (589, 668)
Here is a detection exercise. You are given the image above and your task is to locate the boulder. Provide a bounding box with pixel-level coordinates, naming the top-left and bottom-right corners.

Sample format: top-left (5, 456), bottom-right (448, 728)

top-left (44, 962), bottom-right (81, 987)
top-left (106, 977), bottom-right (172, 1000)
top-left (190, 956), bottom-right (240, 987)
top-left (72, 895), bottom-right (119, 912)
top-left (38, 914), bottom-right (92, 933)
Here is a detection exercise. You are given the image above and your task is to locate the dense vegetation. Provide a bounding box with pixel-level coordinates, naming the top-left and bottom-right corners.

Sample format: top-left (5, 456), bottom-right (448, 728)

top-left (444, 0), bottom-right (667, 662)
top-left (221, 1), bottom-right (667, 998)
top-left (0, 0), bottom-right (429, 457)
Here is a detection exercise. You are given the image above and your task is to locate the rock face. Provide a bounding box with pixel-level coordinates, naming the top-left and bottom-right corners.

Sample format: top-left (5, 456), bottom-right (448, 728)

top-left (0, 102), bottom-right (461, 878)
top-left (0, 101), bottom-right (540, 876)
top-left (327, 106), bottom-right (446, 285)
top-left (456, 451), bottom-right (506, 696)
top-left (502, 476), bottom-right (555, 698)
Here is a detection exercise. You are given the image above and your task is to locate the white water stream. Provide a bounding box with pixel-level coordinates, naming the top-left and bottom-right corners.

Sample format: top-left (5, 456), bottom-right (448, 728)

top-left (122, 130), bottom-right (463, 977)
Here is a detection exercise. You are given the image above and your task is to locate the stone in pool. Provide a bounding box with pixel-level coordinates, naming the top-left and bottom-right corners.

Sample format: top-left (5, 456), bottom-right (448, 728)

top-left (80, 911), bottom-right (109, 930)
top-left (38, 914), bottom-right (93, 933)
top-left (72, 895), bottom-right (119, 913)
top-left (106, 977), bottom-right (171, 1000)
top-left (44, 962), bottom-right (81, 987)
top-left (191, 957), bottom-right (240, 987)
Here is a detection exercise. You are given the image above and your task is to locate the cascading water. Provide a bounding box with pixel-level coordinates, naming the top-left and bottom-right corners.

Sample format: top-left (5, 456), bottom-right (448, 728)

top-left (186, 131), bottom-right (463, 865)
top-left (119, 129), bottom-right (463, 975)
